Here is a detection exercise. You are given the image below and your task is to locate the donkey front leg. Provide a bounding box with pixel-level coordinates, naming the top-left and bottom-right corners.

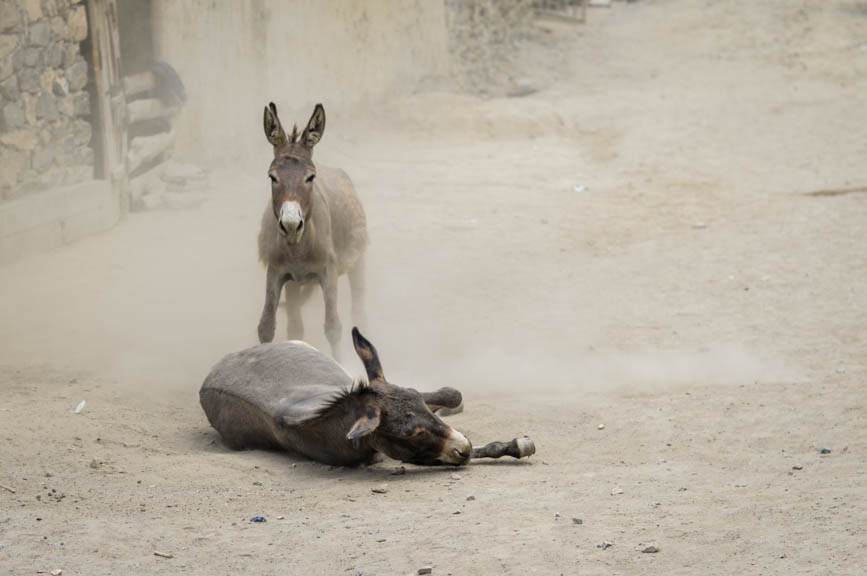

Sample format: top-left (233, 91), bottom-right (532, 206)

top-left (258, 265), bottom-right (284, 343)
top-left (319, 267), bottom-right (342, 358)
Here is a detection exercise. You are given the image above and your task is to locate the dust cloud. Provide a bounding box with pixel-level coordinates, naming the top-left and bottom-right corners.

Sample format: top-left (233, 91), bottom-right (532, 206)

top-left (2, 1), bottom-right (867, 573)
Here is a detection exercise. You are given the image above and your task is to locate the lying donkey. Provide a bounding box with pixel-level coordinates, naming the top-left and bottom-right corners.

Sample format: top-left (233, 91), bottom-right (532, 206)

top-left (258, 102), bottom-right (368, 358)
top-left (200, 328), bottom-right (535, 467)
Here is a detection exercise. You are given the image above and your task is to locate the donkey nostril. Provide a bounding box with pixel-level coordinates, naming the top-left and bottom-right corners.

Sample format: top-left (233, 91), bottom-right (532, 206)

top-left (296, 220), bottom-right (304, 232)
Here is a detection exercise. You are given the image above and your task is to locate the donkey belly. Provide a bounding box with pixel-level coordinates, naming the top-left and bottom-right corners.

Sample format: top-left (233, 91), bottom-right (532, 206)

top-left (200, 341), bottom-right (354, 455)
top-left (317, 166), bottom-right (368, 273)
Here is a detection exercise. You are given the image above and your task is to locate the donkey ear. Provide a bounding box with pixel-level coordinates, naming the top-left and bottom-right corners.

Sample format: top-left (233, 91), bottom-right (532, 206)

top-left (352, 327), bottom-right (384, 381)
top-left (346, 404), bottom-right (381, 448)
top-left (300, 103), bottom-right (326, 149)
top-left (263, 102), bottom-right (288, 148)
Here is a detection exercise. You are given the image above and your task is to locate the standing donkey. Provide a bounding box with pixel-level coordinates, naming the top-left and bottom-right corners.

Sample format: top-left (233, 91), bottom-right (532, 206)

top-left (257, 102), bottom-right (368, 358)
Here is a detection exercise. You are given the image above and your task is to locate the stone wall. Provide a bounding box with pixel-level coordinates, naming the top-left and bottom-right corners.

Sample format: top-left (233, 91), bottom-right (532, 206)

top-left (0, 0), bottom-right (95, 201)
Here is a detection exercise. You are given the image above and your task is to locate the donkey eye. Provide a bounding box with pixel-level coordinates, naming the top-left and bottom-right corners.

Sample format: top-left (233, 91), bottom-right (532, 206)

top-left (305, 174), bottom-right (316, 183)
top-left (269, 174), bottom-right (277, 184)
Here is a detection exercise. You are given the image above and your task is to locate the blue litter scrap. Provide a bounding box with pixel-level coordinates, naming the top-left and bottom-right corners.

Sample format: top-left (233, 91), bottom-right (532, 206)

top-left (251, 516), bottom-right (267, 523)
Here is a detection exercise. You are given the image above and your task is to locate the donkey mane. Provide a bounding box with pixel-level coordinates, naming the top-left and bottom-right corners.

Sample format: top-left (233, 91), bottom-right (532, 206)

top-left (310, 377), bottom-right (376, 422)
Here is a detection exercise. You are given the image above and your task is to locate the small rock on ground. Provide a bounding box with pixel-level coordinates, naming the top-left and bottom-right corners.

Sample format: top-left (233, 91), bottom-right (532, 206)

top-left (642, 545), bottom-right (660, 553)
top-left (418, 567), bottom-right (433, 575)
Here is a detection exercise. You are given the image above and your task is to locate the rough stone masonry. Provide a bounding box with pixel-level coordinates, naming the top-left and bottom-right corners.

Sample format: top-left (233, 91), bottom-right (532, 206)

top-left (0, 0), bottom-right (95, 200)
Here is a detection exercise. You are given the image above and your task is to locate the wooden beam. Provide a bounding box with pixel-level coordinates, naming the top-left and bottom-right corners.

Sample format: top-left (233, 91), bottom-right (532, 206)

top-left (127, 98), bottom-right (177, 124)
top-left (123, 71), bottom-right (156, 98)
top-left (127, 130), bottom-right (175, 176)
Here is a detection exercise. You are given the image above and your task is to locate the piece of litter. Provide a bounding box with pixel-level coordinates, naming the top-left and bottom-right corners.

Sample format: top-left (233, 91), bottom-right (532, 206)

top-left (820, 447), bottom-right (831, 454)
top-left (572, 184), bottom-right (587, 192)
top-left (836, 366), bottom-right (846, 374)
top-left (0, 484), bottom-right (16, 494)
top-left (449, 473), bottom-right (461, 481)
top-left (597, 424), bottom-right (605, 430)
top-left (74, 401), bottom-right (86, 414)
top-left (597, 541), bottom-right (613, 549)
top-left (611, 487), bottom-right (623, 495)
top-left (277, 515), bottom-right (285, 520)
top-left (642, 545), bottom-right (660, 554)
top-left (153, 551), bottom-right (173, 559)
top-left (554, 512), bottom-right (560, 519)
top-left (693, 222), bottom-right (707, 229)
top-left (50, 570), bottom-right (62, 576)
top-left (418, 567), bottom-right (433, 575)
top-left (250, 516), bottom-right (267, 523)
top-left (792, 464), bottom-right (803, 470)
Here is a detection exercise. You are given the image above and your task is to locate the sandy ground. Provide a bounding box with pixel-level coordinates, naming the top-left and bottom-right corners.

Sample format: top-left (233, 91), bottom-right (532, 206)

top-left (2, 0), bottom-right (867, 574)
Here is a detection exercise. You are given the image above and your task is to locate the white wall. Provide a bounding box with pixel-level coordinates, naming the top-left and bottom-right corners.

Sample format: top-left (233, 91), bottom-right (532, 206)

top-left (151, 0), bottom-right (450, 164)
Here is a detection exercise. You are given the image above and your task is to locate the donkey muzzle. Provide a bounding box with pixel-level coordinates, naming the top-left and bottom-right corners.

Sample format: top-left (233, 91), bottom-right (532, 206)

top-left (439, 428), bottom-right (472, 466)
top-left (278, 201), bottom-right (304, 243)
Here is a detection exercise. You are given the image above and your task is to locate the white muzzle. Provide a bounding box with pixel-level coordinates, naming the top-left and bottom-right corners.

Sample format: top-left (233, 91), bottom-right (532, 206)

top-left (279, 201), bottom-right (304, 243)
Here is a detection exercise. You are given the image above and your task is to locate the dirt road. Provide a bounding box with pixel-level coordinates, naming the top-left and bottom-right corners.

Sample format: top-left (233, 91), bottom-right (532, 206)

top-left (1, 1), bottom-right (866, 574)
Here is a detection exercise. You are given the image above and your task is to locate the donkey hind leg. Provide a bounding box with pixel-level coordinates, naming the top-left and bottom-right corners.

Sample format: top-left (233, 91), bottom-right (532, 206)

top-left (283, 282), bottom-right (305, 341)
top-left (347, 254), bottom-right (367, 330)
top-left (320, 268), bottom-right (342, 360)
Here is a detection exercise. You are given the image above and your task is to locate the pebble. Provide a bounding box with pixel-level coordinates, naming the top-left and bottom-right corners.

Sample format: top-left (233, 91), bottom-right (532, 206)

top-left (277, 516), bottom-right (285, 520)
top-left (611, 487), bottom-right (623, 495)
top-left (820, 447), bottom-right (831, 454)
top-left (678, 487), bottom-right (688, 492)
top-left (372, 485), bottom-right (388, 494)
top-left (252, 481), bottom-right (263, 486)
top-left (51, 570), bottom-right (62, 576)
top-left (572, 517), bottom-right (583, 525)
top-left (449, 473), bottom-right (461, 481)
top-left (792, 464), bottom-right (803, 470)
top-left (466, 496), bottom-right (475, 501)
top-left (391, 466), bottom-right (406, 476)
top-left (418, 567), bottom-right (432, 575)
top-left (89, 458), bottom-right (99, 469)
top-left (642, 545), bottom-right (659, 553)
top-left (597, 424), bottom-right (605, 430)
top-left (597, 541), bottom-right (613, 549)
top-left (554, 512), bottom-right (560, 519)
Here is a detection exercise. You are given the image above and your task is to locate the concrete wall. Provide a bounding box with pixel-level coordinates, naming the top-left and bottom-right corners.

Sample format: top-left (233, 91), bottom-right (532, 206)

top-left (150, 0), bottom-right (451, 164)
top-left (0, 0), bottom-right (95, 200)
top-left (0, 178), bottom-right (117, 263)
